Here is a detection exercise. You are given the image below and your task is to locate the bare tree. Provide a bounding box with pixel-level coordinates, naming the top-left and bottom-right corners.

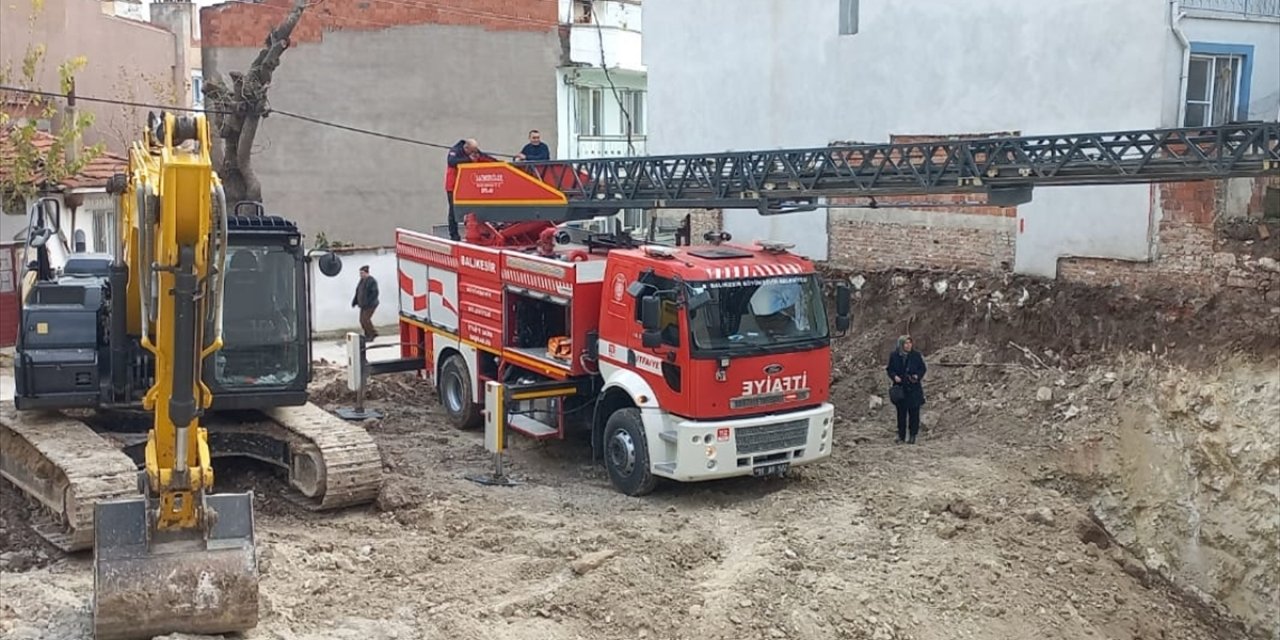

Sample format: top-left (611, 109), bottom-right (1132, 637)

top-left (202, 0), bottom-right (307, 207)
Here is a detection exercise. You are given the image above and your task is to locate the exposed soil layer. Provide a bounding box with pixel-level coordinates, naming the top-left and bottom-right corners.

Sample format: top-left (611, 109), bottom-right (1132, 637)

top-left (818, 266), bottom-right (1280, 368)
top-left (1217, 216), bottom-right (1280, 260)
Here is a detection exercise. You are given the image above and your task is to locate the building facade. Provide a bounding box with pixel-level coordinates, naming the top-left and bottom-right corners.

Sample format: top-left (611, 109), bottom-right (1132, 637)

top-left (199, 0), bottom-right (562, 248)
top-left (1, 0), bottom-right (193, 253)
top-left (555, 1), bottom-right (663, 237)
top-left (0, 0), bottom-right (192, 153)
top-left (556, 0), bottom-right (647, 160)
top-left (643, 0), bottom-right (1279, 279)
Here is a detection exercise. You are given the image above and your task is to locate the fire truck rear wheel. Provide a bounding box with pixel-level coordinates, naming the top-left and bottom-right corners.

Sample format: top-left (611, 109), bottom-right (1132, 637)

top-left (603, 408), bottom-right (656, 496)
top-left (439, 354), bottom-right (482, 430)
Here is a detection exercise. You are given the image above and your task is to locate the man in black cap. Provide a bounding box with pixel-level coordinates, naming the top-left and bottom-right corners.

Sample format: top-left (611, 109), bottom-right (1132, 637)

top-left (351, 265), bottom-right (379, 340)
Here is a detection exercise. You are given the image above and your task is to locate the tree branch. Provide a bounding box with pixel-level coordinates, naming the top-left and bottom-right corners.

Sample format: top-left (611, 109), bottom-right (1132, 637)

top-left (202, 0), bottom-right (308, 206)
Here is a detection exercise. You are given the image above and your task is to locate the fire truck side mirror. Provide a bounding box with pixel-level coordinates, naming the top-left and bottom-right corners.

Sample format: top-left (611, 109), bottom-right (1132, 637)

top-left (640, 295), bottom-right (663, 348)
top-left (835, 282), bottom-right (852, 333)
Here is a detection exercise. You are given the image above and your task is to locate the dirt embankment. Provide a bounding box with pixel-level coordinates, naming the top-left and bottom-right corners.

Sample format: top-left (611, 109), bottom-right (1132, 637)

top-left (819, 265), bottom-right (1280, 367)
top-left (822, 268), bottom-right (1280, 638)
top-left (1056, 356), bottom-right (1279, 637)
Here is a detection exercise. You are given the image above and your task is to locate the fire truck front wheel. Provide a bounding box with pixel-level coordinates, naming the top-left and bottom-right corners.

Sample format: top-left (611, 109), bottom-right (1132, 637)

top-left (603, 408), bottom-right (657, 497)
top-left (439, 353), bottom-right (482, 430)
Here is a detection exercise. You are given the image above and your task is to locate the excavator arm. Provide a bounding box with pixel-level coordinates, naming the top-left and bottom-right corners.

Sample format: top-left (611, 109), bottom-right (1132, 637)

top-left (91, 111), bottom-right (258, 640)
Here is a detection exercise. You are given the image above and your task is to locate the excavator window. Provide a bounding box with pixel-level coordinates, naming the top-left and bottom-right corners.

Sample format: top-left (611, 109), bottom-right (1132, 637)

top-left (213, 244), bottom-right (301, 386)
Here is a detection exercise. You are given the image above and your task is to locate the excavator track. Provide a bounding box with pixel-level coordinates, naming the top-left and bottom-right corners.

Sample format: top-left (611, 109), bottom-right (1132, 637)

top-left (1, 400), bottom-right (382, 555)
top-left (204, 402), bottom-right (384, 512)
top-left (265, 403), bottom-right (384, 510)
top-left (0, 402), bottom-right (139, 553)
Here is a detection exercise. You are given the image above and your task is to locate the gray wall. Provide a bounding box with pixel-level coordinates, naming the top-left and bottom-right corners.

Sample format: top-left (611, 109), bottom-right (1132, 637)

top-left (203, 24), bottom-right (560, 247)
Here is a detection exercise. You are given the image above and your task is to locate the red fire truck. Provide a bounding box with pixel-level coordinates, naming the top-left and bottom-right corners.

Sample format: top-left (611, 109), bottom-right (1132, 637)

top-left (392, 123), bottom-right (1280, 495)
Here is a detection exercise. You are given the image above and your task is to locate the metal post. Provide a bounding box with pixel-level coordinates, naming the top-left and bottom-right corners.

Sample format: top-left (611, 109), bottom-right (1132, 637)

top-left (468, 381), bottom-right (519, 487)
top-left (335, 331), bottom-right (383, 421)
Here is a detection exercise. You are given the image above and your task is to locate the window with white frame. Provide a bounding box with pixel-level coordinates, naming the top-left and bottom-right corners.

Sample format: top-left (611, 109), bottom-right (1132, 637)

top-left (1184, 52), bottom-right (1244, 126)
top-left (92, 209), bottom-right (111, 254)
top-left (576, 87), bottom-right (604, 137)
top-left (621, 89), bottom-right (646, 136)
top-left (191, 70), bottom-right (204, 110)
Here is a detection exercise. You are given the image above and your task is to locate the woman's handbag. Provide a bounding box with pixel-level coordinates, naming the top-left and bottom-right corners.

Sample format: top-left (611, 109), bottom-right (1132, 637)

top-left (889, 384), bottom-right (905, 405)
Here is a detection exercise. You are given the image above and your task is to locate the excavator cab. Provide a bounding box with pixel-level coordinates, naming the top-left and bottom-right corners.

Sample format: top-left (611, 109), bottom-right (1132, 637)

top-left (203, 210), bottom-right (316, 410)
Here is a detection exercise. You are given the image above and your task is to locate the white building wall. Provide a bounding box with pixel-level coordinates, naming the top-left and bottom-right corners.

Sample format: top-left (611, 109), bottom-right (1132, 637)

top-left (644, 0), bottom-right (1279, 276)
top-left (309, 247), bottom-right (400, 334)
top-left (0, 192), bottom-right (113, 255)
top-left (556, 0), bottom-right (650, 233)
top-left (558, 67), bottom-right (647, 159)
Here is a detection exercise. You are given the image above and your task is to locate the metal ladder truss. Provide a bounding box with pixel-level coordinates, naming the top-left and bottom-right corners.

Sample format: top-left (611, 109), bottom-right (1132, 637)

top-left (520, 122), bottom-right (1280, 211)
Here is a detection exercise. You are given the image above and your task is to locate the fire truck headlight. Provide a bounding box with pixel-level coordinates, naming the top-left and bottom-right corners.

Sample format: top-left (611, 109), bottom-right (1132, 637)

top-left (705, 445), bottom-right (716, 459)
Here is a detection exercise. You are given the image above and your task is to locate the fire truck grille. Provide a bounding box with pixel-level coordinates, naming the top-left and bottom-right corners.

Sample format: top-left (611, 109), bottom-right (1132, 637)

top-left (735, 419), bottom-right (809, 455)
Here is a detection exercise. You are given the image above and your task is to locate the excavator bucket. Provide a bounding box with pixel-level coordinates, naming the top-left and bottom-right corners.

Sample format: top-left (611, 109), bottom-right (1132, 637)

top-left (91, 491), bottom-right (259, 640)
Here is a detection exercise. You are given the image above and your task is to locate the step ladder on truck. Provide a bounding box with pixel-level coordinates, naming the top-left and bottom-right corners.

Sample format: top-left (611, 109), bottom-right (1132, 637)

top-left (369, 123), bottom-right (1280, 496)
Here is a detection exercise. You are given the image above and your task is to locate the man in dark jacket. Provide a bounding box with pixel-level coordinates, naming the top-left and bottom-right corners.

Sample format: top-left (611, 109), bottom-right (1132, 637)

top-left (515, 130), bottom-right (551, 162)
top-left (444, 138), bottom-right (494, 241)
top-left (351, 265), bottom-right (379, 341)
top-left (885, 334), bottom-right (927, 444)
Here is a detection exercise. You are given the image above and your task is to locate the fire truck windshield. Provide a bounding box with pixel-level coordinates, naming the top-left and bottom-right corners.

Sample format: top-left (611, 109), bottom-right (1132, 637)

top-left (686, 274), bottom-right (829, 355)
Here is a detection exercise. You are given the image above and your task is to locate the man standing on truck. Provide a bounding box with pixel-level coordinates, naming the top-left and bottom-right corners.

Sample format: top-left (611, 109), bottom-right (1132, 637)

top-left (351, 265), bottom-right (379, 341)
top-left (515, 130), bottom-right (551, 162)
top-left (445, 138), bottom-right (493, 241)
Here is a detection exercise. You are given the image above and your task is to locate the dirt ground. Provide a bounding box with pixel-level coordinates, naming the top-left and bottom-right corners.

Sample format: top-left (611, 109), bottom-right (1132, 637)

top-left (1, 271), bottom-right (1276, 640)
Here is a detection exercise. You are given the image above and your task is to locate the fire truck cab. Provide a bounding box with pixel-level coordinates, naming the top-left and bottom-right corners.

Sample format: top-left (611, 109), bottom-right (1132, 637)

top-left (395, 221), bottom-right (849, 496)
top-left (591, 240), bottom-right (840, 494)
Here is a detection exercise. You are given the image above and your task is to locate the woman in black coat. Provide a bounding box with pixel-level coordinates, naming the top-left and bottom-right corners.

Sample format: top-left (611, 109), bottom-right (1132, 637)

top-left (885, 335), bottom-right (927, 444)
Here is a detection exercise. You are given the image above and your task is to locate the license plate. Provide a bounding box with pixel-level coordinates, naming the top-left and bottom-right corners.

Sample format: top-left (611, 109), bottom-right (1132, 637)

top-left (752, 462), bottom-right (789, 478)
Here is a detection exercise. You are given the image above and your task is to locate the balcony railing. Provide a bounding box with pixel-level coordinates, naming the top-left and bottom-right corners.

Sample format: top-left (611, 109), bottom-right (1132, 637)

top-left (1179, 0), bottom-right (1280, 18)
top-left (567, 24), bottom-right (643, 71)
top-left (569, 135), bottom-right (647, 158)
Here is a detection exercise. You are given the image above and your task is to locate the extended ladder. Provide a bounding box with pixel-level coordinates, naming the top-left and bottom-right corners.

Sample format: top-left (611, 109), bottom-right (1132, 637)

top-left (454, 122), bottom-right (1280, 222)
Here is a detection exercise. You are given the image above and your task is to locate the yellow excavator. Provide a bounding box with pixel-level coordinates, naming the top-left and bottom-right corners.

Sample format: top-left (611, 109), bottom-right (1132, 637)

top-left (87, 111), bottom-right (258, 638)
top-left (2, 112), bottom-right (382, 638)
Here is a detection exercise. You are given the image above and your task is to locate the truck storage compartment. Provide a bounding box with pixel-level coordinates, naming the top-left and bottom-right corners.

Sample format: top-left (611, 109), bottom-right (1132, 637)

top-left (506, 289), bottom-right (571, 367)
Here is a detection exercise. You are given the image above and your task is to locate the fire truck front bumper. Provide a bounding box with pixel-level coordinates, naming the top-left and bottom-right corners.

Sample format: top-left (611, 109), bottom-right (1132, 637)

top-left (642, 402), bottom-right (835, 483)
